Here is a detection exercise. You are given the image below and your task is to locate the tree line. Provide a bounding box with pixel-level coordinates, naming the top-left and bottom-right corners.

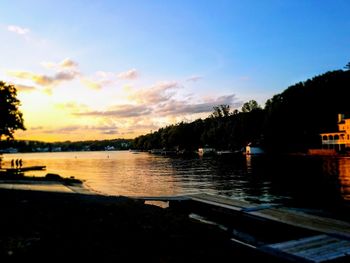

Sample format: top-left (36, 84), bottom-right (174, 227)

top-left (0, 139), bottom-right (132, 152)
top-left (133, 66), bottom-right (350, 153)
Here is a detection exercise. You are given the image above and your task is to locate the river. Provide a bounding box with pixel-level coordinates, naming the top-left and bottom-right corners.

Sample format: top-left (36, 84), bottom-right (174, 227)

top-left (2, 151), bottom-right (350, 210)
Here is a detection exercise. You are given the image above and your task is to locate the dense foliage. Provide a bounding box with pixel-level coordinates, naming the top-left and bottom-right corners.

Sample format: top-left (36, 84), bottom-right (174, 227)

top-left (133, 105), bottom-right (265, 151)
top-left (0, 82), bottom-right (25, 140)
top-left (264, 69), bottom-right (350, 152)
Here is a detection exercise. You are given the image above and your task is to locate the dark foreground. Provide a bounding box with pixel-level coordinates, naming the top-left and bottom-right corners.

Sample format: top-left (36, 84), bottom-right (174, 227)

top-left (0, 189), bottom-right (283, 263)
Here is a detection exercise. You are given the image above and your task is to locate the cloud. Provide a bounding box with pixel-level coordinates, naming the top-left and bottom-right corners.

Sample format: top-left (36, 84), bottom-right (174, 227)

top-left (80, 78), bottom-right (102, 90)
top-left (14, 84), bottom-right (37, 92)
top-left (101, 129), bottom-right (118, 135)
top-left (41, 124), bottom-right (119, 135)
top-left (50, 125), bottom-right (83, 133)
top-left (7, 25), bottom-right (30, 35)
top-left (186, 75), bottom-right (203, 82)
top-left (128, 81), bottom-right (180, 104)
top-left (8, 69), bottom-right (79, 87)
top-left (73, 93), bottom-right (240, 124)
top-left (29, 126), bottom-right (44, 130)
top-left (117, 69), bottom-right (138, 80)
top-left (59, 58), bottom-right (78, 68)
top-left (55, 102), bottom-right (89, 112)
top-left (74, 104), bottom-right (153, 118)
top-left (41, 58), bottom-right (78, 70)
top-left (80, 71), bottom-right (118, 90)
top-left (155, 94), bottom-right (241, 116)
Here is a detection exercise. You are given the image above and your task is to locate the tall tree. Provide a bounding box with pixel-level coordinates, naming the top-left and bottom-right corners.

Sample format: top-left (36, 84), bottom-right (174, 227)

top-left (0, 81), bottom-right (25, 141)
top-left (211, 104), bottom-right (231, 118)
top-left (241, 100), bottom-right (261, 112)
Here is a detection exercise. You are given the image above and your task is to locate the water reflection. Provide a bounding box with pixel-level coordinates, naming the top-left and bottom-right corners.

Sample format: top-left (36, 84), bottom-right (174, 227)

top-left (2, 152), bottom-right (350, 209)
top-left (322, 157), bottom-right (350, 201)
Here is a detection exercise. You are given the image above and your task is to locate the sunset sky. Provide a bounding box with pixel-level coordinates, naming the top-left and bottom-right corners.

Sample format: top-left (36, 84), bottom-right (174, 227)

top-left (1, 1), bottom-right (349, 142)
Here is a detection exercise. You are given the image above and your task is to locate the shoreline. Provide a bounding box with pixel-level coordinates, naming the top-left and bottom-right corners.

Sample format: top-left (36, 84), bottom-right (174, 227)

top-left (0, 181), bottom-right (280, 262)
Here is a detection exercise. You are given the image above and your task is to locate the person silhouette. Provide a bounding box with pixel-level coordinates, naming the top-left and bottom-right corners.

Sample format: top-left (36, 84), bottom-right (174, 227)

top-left (19, 159), bottom-right (23, 168)
top-left (15, 159), bottom-right (19, 168)
top-left (11, 159), bottom-right (14, 168)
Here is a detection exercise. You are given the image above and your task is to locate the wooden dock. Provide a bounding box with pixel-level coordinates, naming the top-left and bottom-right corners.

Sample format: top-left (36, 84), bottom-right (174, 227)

top-left (188, 193), bottom-right (350, 239)
top-left (136, 193), bottom-right (350, 262)
top-left (1, 166), bottom-right (46, 173)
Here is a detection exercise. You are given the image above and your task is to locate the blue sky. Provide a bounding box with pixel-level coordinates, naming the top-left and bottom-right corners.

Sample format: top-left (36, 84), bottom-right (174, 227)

top-left (0, 0), bottom-right (349, 141)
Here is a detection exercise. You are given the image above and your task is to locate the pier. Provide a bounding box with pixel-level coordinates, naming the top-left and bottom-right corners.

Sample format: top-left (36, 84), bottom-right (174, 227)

top-left (136, 193), bottom-right (350, 262)
top-left (0, 165), bottom-right (46, 174)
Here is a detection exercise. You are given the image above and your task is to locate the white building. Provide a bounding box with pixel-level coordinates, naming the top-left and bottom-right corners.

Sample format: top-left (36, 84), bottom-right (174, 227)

top-left (320, 114), bottom-right (350, 151)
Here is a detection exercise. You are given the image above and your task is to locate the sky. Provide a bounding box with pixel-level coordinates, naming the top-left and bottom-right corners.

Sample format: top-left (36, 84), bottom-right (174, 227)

top-left (0, 0), bottom-right (349, 142)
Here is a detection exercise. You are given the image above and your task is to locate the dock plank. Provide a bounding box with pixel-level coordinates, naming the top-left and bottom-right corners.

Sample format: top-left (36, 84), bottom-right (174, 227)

top-left (188, 193), bottom-right (257, 210)
top-left (133, 195), bottom-right (189, 202)
top-left (248, 207), bottom-right (350, 238)
top-left (185, 194), bottom-right (350, 239)
top-left (261, 235), bottom-right (350, 262)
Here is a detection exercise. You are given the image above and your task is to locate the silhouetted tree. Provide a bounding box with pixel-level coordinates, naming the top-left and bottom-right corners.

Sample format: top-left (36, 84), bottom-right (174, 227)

top-left (211, 104), bottom-right (231, 118)
top-left (0, 82), bottom-right (25, 141)
top-left (132, 65), bottom-right (350, 153)
top-left (263, 70), bottom-right (350, 152)
top-left (241, 100), bottom-right (261, 112)
top-left (345, 62), bottom-right (350, 71)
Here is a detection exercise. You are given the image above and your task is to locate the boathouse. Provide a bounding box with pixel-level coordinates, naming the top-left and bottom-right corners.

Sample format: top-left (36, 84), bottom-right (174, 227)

top-left (320, 114), bottom-right (350, 151)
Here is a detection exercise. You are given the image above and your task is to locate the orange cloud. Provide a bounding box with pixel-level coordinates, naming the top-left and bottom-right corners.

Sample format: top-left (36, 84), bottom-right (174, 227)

top-left (8, 70), bottom-right (79, 87)
top-left (15, 84), bottom-right (37, 92)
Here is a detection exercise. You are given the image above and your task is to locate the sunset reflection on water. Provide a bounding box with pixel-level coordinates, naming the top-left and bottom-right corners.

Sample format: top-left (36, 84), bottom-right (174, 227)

top-left (3, 151), bottom-right (350, 208)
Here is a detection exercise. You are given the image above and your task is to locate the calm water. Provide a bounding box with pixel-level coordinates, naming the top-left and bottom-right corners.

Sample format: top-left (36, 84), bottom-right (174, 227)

top-left (2, 151), bottom-right (350, 209)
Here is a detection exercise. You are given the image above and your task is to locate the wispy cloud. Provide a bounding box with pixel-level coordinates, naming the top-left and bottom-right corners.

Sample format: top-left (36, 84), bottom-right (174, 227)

top-left (41, 58), bottom-right (78, 70)
top-left (14, 84), bottom-right (37, 92)
top-left (80, 71), bottom-right (118, 90)
top-left (186, 75), bottom-right (203, 82)
top-left (8, 69), bottom-right (79, 87)
top-left (155, 94), bottom-right (240, 116)
top-left (29, 126), bottom-right (44, 131)
top-left (39, 124), bottom-right (119, 135)
top-left (128, 81), bottom-right (180, 104)
top-left (74, 104), bottom-right (153, 118)
top-left (117, 69), bottom-right (138, 80)
top-left (7, 25), bottom-right (30, 35)
top-left (80, 78), bottom-right (102, 90)
top-left (74, 93), bottom-right (240, 122)
top-left (55, 102), bottom-right (89, 112)
top-left (101, 129), bottom-right (118, 135)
